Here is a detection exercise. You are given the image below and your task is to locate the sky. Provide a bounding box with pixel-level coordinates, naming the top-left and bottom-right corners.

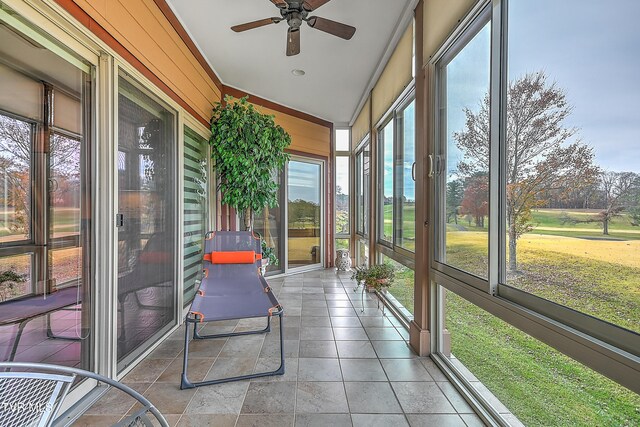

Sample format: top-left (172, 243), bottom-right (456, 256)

top-left (446, 0), bottom-right (640, 177)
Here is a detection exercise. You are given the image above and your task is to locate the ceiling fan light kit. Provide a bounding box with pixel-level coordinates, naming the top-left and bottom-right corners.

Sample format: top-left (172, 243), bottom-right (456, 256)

top-left (231, 0), bottom-right (356, 56)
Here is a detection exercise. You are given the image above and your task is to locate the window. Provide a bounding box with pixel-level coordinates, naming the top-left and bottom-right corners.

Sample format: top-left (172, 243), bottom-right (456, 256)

top-left (436, 13), bottom-right (490, 280)
top-left (431, 0), bottom-right (639, 405)
top-left (183, 126), bottom-right (208, 306)
top-left (396, 100), bottom-right (416, 251)
top-left (501, 0), bottom-right (640, 336)
top-left (379, 119), bottom-right (394, 243)
top-left (335, 128), bottom-right (349, 151)
top-left (355, 140), bottom-right (370, 237)
top-left (335, 157), bottom-right (349, 236)
top-left (375, 94), bottom-right (417, 317)
top-left (441, 286), bottom-right (640, 426)
top-left (376, 94), bottom-right (417, 252)
top-left (117, 72), bottom-right (177, 368)
top-left (0, 12), bottom-right (93, 370)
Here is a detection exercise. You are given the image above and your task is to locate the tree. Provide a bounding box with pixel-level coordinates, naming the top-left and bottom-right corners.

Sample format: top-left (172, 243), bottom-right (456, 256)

top-left (460, 173), bottom-right (488, 228)
top-left (446, 179), bottom-right (464, 224)
top-left (209, 96), bottom-right (291, 230)
top-left (454, 72), bottom-right (599, 271)
top-left (596, 171), bottom-right (639, 234)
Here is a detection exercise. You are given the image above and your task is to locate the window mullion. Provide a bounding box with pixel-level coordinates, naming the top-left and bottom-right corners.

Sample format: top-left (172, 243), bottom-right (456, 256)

top-left (487, 0), bottom-right (504, 295)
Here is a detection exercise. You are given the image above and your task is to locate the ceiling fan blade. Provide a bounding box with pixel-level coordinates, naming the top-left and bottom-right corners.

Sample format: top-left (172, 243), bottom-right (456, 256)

top-left (231, 18), bottom-right (280, 33)
top-left (303, 0), bottom-right (332, 11)
top-left (270, 0), bottom-right (288, 8)
top-left (286, 28), bottom-right (301, 56)
top-left (307, 16), bottom-right (356, 40)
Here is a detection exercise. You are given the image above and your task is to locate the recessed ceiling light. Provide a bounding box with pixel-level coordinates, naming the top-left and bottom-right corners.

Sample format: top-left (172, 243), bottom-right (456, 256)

top-left (291, 69), bottom-right (306, 76)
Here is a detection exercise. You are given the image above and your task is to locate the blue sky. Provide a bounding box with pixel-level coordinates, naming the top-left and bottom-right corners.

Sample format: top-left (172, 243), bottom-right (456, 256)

top-left (446, 0), bottom-right (640, 178)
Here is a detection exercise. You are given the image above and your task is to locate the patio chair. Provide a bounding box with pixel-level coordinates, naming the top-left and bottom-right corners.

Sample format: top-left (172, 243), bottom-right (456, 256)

top-left (181, 231), bottom-right (284, 389)
top-left (0, 362), bottom-right (169, 427)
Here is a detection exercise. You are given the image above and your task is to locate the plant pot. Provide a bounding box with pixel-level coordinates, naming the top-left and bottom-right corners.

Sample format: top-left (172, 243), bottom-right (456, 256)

top-left (260, 259), bottom-right (269, 275)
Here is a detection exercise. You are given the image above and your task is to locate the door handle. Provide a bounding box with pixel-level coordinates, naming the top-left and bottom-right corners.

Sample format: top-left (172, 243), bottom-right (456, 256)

top-left (411, 162), bottom-right (416, 181)
top-left (427, 155), bottom-right (434, 178)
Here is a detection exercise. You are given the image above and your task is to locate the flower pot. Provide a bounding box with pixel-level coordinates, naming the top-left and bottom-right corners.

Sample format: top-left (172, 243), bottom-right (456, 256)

top-left (260, 259), bottom-right (269, 275)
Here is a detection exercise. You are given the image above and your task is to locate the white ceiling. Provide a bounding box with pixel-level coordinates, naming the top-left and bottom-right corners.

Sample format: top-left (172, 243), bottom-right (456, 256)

top-left (167, 0), bottom-right (413, 123)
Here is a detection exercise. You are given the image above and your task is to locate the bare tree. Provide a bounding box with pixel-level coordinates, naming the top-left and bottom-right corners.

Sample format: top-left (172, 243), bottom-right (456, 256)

top-left (454, 72), bottom-right (599, 271)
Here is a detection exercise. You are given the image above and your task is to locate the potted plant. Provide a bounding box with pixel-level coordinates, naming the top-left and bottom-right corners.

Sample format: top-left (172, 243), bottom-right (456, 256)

top-left (209, 95), bottom-right (291, 230)
top-left (351, 263), bottom-right (396, 293)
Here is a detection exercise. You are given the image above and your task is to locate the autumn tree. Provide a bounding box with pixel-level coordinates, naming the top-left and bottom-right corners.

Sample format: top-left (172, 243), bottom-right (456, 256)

top-left (460, 173), bottom-right (488, 228)
top-left (454, 72), bottom-right (599, 271)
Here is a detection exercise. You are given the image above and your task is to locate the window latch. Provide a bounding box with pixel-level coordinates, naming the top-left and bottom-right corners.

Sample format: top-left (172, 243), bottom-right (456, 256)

top-left (428, 155), bottom-right (434, 178)
top-left (411, 162), bottom-right (416, 181)
top-left (115, 213), bottom-right (124, 227)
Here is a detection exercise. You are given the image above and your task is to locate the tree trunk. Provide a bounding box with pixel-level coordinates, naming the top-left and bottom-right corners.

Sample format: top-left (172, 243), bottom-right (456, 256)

top-left (508, 221), bottom-right (517, 271)
top-left (603, 217), bottom-right (609, 235)
top-left (244, 208), bottom-right (253, 231)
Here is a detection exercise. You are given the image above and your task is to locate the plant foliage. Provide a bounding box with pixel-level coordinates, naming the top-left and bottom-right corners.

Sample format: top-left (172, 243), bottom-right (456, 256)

top-left (209, 96), bottom-right (291, 228)
top-left (351, 263), bottom-right (396, 292)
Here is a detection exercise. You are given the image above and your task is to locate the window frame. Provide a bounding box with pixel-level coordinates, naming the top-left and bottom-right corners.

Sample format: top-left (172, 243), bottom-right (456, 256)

top-left (354, 136), bottom-right (370, 239)
top-left (429, 0), bottom-right (640, 395)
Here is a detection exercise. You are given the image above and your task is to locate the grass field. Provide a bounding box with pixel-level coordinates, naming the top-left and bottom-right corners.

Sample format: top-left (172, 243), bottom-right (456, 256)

top-left (440, 208), bottom-right (640, 425)
top-left (447, 291), bottom-right (640, 427)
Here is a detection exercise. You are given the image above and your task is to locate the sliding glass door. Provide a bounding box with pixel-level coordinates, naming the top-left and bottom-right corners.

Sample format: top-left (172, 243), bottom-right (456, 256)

top-left (0, 9), bottom-right (93, 370)
top-left (116, 72), bottom-right (177, 369)
top-left (287, 159), bottom-right (324, 271)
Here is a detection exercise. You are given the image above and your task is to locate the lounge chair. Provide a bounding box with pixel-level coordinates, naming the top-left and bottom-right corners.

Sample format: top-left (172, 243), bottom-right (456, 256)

top-left (180, 231), bottom-right (284, 389)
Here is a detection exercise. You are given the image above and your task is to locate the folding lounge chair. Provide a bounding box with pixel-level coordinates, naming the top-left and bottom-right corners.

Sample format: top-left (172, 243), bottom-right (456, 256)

top-left (180, 231), bottom-right (284, 389)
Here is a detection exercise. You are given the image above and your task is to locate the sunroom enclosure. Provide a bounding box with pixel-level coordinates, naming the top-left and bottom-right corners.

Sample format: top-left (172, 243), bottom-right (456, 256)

top-left (0, 0), bottom-right (638, 425)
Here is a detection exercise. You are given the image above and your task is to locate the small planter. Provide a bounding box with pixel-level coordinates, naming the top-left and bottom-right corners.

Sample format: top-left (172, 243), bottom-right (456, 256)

top-left (260, 259), bottom-right (269, 275)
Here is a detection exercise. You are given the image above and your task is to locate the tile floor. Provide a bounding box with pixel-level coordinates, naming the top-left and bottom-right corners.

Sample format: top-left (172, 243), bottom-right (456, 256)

top-left (75, 269), bottom-right (487, 426)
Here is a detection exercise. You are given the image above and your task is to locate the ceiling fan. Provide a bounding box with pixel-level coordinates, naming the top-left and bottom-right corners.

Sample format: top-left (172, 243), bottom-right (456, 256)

top-left (231, 0), bottom-right (356, 56)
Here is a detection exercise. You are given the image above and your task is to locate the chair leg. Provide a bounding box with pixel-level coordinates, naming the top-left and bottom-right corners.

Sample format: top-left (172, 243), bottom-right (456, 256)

top-left (180, 320), bottom-right (194, 390)
top-left (181, 312), bottom-right (285, 389)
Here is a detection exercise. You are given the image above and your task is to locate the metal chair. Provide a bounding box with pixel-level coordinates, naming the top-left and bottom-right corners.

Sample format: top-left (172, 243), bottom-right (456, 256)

top-left (0, 362), bottom-right (169, 427)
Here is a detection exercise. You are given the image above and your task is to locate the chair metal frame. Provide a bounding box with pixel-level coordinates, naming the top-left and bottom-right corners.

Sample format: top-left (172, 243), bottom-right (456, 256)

top-left (0, 362), bottom-right (169, 427)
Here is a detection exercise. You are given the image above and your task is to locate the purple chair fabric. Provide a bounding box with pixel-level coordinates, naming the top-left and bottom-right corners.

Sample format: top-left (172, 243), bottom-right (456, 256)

top-left (181, 231), bottom-right (284, 389)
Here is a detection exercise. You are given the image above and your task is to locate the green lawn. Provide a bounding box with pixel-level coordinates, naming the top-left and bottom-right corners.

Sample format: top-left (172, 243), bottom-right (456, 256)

top-left (447, 291), bottom-right (640, 427)
top-left (439, 208), bottom-right (640, 425)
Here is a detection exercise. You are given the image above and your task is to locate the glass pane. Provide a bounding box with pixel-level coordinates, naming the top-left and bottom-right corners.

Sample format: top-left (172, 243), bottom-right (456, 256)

top-left (396, 100), bottom-right (416, 251)
top-left (363, 144), bottom-right (370, 236)
top-left (254, 172), bottom-right (284, 275)
top-left (356, 239), bottom-right (369, 267)
top-left (0, 253), bottom-right (31, 301)
top-left (0, 18), bottom-right (92, 369)
top-left (0, 114), bottom-right (31, 243)
top-left (183, 127), bottom-right (207, 305)
top-left (440, 20), bottom-right (490, 278)
top-left (380, 254), bottom-right (414, 317)
top-left (443, 287), bottom-right (640, 426)
top-left (288, 160), bottom-right (322, 269)
top-left (335, 129), bottom-right (349, 151)
top-left (117, 73), bottom-right (176, 366)
top-left (356, 150), bottom-right (364, 235)
top-left (335, 238), bottom-right (349, 251)
top-left (505, 0), bottom-right (640, 334)
top-left (380, 121), bottom-right (394, 242)
top-left (50, 133), bottom-right (81, 239)
top-left (335, 156), bottom-right (349, 235)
